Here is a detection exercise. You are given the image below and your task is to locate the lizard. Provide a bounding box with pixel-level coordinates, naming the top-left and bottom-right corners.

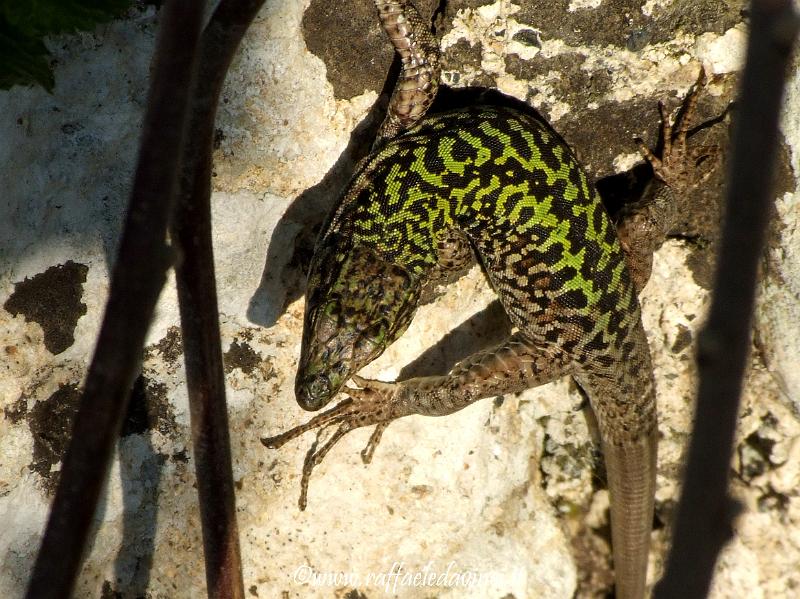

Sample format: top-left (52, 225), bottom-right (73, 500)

top-left (262, 1), bottom-right (716, 597)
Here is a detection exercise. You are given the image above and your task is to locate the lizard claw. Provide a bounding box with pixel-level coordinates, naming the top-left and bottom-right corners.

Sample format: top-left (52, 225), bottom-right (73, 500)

top-left (361, 421), bottom-right (390, 464)
top-left (262, 375), bottom-right (406, 509)
top-left (636, 67), bottom-right (720, 193)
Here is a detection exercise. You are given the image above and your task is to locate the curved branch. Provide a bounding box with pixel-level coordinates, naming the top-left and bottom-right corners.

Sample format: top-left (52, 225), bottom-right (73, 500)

top-left (25, 2), bottom-right (204, 597)
top-left (170, 1), bottom-right (268, 597)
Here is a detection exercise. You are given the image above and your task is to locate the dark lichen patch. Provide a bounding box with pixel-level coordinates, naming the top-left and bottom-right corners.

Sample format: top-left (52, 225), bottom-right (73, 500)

top-left (171, 448), bottom-right (189, 463)
top-left (738, 429), bottom-right (778, 482)
top-left (515, 0), bottom-right (645, 48)
top-left (570, 526), bottom-right (614, 599)
top-left (122, 375), bottom-right (177, 438)
top-left (100, 580), bottom-right (123, 599)
top-left (303, 0), bottom-right (440, 99)
top-left (558, 95), bottom-right (671, 178)
top-left (146, 325), bottom-right (183, 365)
top-left (3, 261), bottom-right (88, 355)
top-left (671, 324), bottom-right (693, 354)
top-left (505, 51), bottom-right (567, 81)
top-left (514, 0), bottom-right (743, 50)
top-left (651, 0), bottom-right (745, 41)
top-left (442, 38), bottom-right (483, 74)
top-left (736, 412), bottom-right (783, 489)
top-left (505, 52), bottom-right (612, 109)
top-left (758, 487), bottom-right (789, 513)
top-left (4, 396), bottom-right (27, 424)
top-left (539, 431), bottom-right (597, 506)
top-left (512, 28), bottom-right (541, 48)
top-left (224, 339), bottom-right (263, 375)
top-left (302, 0), bottom-right (388, 100)
top-left (448, 0), bottom-right (496, 10)
top-left (468, 71), bottom-right (497, 89)
top-left (29, 382), bottom-right (82, 492)
top-left (684, 237), bottom-right (716, 290)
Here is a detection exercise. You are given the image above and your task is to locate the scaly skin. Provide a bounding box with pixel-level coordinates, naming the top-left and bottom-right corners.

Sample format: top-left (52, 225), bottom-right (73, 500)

top-left (263, 2), bottom-right (716, 597)
top-left (373, 0), bottom-right (440, 146)
top-left (270, 104), bottom-right (658, 599)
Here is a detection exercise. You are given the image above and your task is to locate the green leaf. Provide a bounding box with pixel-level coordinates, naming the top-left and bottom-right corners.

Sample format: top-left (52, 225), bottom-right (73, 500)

top-left (0, 16), bottom-right (53, 91)
top-left (0, 1), bottom-right (138, 92)
top-left (0, 0), bottom-right (132, 37)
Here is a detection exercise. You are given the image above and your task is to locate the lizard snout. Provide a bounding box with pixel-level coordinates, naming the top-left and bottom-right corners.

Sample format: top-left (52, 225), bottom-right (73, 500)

top-left (295, 373), bottom-right (333, 411)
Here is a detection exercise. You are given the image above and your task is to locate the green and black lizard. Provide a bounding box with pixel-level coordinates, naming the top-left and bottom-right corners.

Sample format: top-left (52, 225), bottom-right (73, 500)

top-left (263, 2), bottom-right (716, 597)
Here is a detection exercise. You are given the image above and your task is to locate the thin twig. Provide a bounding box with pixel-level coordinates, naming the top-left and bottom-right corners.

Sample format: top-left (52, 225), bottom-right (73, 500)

top-left (171, 1), bottom-right (268, 597)
top-left (654, 1), bottom-right (798, 597)
top-left (24, 2), bottom-right (203, 597)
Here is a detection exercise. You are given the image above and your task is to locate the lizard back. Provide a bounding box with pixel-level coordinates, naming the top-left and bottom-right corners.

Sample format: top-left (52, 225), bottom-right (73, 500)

top-left (319, 105), bottom-right (641, 371)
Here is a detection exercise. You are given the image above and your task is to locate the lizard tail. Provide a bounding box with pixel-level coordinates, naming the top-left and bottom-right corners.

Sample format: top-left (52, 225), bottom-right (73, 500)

top-left (603, 428), bottom-right (658, 599)
top-left (576, 316), bottom-right (657, 599)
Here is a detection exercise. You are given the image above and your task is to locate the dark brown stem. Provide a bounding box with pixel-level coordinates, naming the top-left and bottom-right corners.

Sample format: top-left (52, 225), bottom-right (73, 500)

top-left (654, 1), bottom-right (798, 597)
top-left (24, 2), bottom-right (203, 598)
top-left (171, 1), bottom-right (268, 598)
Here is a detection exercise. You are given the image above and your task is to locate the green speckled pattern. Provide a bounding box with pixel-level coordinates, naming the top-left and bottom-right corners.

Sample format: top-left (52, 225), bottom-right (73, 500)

top-left (290, 104), bottom-right (658, 599)
top-left (314, 106), bottom-right (653, 435)
top-left (257, 4), bottom-right (724, 598)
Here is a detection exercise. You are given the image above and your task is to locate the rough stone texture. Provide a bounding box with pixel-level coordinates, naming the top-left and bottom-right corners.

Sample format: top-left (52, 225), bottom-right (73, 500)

top-left (1, 0), bottom-right (799, 598)
top-left (756, 60), bottom-right (800, 414)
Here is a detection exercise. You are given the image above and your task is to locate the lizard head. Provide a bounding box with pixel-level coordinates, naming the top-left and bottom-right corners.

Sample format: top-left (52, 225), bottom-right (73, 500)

top-left (295, 243), bottom-right (421, 411)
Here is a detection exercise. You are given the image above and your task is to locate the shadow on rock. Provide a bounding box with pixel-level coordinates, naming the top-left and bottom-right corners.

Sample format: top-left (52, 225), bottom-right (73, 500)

top-left (111, 375), bottom-right (167, 598)
top-left (399, 299), bottom-right (511, 380)
top-left (246, 64), bottom-right (400, 327)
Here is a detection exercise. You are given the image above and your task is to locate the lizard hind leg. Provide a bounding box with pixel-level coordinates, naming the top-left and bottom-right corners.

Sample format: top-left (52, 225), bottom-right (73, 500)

top-left (373, 0), bottom-right (441, 146)
top-left (617, 67), bottom-right (720, 292)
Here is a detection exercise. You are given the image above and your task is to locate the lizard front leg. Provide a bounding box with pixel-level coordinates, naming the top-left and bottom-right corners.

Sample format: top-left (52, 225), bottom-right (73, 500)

top-left (262, 332), bottom-right (572, 509)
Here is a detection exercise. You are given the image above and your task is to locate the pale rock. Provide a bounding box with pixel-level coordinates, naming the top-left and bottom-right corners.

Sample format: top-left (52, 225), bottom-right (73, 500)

top-left (0, 1), bottom-right (797, 598)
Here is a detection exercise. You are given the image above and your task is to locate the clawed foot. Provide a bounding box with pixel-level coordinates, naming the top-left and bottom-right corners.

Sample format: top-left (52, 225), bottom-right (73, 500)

top-left (635, 68), bottom-right (720, 191)
top-left (260, 375), bottom-right (402, 510)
